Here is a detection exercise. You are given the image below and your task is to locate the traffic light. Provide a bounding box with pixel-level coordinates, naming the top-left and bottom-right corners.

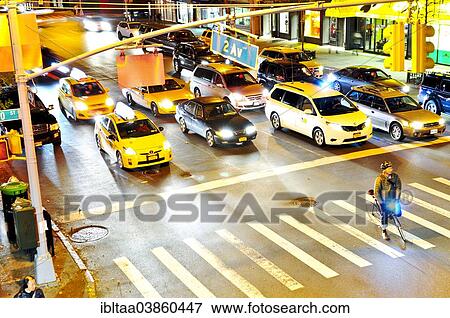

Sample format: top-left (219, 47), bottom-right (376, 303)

top-left (383, 22), bottom-right (405, 72)
top-left (411, 23), bottom-right (435, 73)
top-left (7, 129), bottom-right (23, 155)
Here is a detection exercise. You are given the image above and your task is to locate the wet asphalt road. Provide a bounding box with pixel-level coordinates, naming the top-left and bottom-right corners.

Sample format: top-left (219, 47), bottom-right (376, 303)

top-left (6, 19), bottom-right (450, 297)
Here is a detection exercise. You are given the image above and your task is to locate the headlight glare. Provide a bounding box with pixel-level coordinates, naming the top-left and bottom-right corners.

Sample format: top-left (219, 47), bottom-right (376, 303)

top-left (410, 121), bottom-right (423, 129)
top-left (219, 129), bottom-right (234, 139)
top-left (364, 118), bottom-right (371, 127)
top-left (50, 123), bottom-right (59, 131)
top-left (163, 140), bottom-right (171, 150)
top-left (124, 147), bottom-right (136, 155)
top-left (438, 118), bottom-right (445, 125)
top-left (74, 101), bottom-right (88, 111)
top-left (245, 125), bottom-right (256, 135)
top-left (105, 97), bottom-right (114, 107)
top-left (402, 85), bottom-right (410, 93)
top-left (328, 122), bottom-right (342, 130)
top-left (230, 93), bottom-right (245, 102)
top-left (160, 99), bottom-right (174, 109)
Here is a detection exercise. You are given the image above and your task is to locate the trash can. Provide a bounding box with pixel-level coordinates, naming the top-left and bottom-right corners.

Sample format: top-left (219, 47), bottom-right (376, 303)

top-left (0, 181), bottom-right (29, 243)
top-left (12, 198), bottom-right (38, 251)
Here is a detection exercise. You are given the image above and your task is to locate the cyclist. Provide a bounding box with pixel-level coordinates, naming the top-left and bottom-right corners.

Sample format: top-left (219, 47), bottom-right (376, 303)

top-left (374, 161), bottom-right (402, 240)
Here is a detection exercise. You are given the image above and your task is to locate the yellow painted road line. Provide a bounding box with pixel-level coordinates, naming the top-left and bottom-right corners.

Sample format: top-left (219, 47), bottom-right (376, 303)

top-left (152, 247), bottom-right (215, 298)
top-left (248, 223), bottom-right (339, 278)
top-left (113, 257), bottom-right (161, 298)
top-left (433, 177), bottom-right (450, 187)
top-left (409, 182), bottom-right (450, 202)
top-left (184, 238), bottom-right (264, 298)
top-left (402, 210), bottom-right (450, 239)
top-left (216, 229), bottom-right (304, 291)
top-left (279, 215), bottom-right (372, 267)
top-left (411, 197), bottom-right (450, 219)
top-left (309, 208), bottom-right (405, 258)
top-left (336, 199), bottom-right (435, 250)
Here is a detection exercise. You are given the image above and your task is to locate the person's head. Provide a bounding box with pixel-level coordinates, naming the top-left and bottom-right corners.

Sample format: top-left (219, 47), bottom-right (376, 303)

top-left (380, 161), bottom-right (393, 175)
top-left (23, 276), bottom-right (36, 291)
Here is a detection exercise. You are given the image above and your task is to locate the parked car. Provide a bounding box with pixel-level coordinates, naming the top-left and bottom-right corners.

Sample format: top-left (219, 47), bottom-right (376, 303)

top-left (175, 97), bottom-right (257, 147)
top-left (149, 29), bottom-right (200, 52)
top-left (417, 72), bottom-right (450, 115)
top-left (326, 66), bottom-right (410, 94)
top-left (83, 16), bottom-right (112, 32)
top-left (58, 76), bottom-right (114, 121)
top-left (0, 85), bottom-right (61, 147)
top-left (189, 64), bottom-right (266, 110)
top-left (173, 41), bottom-right (229, 73)
top-left (198, 28), bottom-right (233, 46)
top-left (116, 21), bottom-right (141, 40)
top-left (257, 59), bottom-right (323, 90)
top-left (122, 77), bottom-right (194, 117)
top-left (265, 82), bottom-right (372, 146)
top-left (258, 47), bottom-right (322, 77)
top-left (347, 85), bottom-right (445, 141)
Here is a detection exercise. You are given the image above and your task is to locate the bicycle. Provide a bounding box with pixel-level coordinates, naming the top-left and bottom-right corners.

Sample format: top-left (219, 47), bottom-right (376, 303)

top-left (367, 189), bottom-right (407, 250)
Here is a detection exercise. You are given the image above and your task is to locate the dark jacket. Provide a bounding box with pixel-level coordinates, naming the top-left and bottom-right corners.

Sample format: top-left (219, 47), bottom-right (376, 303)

top-left (374, 173), bottom-right (402, 204)
top-left (14, 288), bottom-right (45, 298)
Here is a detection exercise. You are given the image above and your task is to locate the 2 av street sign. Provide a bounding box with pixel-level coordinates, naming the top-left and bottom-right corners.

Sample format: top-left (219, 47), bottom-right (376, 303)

top-left (210, 30), bottom-right (259, 69)
top-left (0, 109), bottom-right (20, 122)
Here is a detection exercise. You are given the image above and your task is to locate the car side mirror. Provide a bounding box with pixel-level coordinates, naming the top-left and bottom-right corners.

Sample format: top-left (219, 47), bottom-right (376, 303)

top-left (106, 88), bottom-right (110, 93)
top-left (181, 83), bottom-right (185, 88)
top-left (159, 126), bottom-right (164, 132)
top-left (108, 134), bottom-right (116, 141)
top-left (304, 108), bottom-right (313, 115)
top-left (48, 104), bottom-right (54, 110)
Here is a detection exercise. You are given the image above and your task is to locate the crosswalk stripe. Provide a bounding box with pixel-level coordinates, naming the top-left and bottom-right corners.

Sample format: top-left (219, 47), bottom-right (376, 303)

top-left (216, 229), bottom-right (303, 291)
top-left (402, 210), bottom-right (450, 239)
top-left (248, 223), bottom-right (339, 278)
top-left (335, 200), bottom-right (435, 250)
top-left (433, 177), bottom-right (450, 187)
top-left (279, 215), bottom-right (372, 267)
top-left (152, 247), bottom-right (215, 298)
top-left (184, 238), bottom-right (264, 298)
top-left (309, 208), bottom-right (404, 258)
top-left (113, 257), bottom-right (161, 298)
top-left (410, 197), bottom-right (450, 219)
top-left (409, 182), bottom-right (450, 202)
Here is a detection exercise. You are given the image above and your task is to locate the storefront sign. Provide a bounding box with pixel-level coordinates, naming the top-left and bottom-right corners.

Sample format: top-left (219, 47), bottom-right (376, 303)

top-left (210, 31), bottom-right (259, 69)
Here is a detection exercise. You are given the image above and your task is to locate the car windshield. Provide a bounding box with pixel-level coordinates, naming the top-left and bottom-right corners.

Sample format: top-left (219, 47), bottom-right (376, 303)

top-left (385, 96), bottom-right (421, 113)
top-left (361, 69), bottom-right (390, 81)
top-left (0, 88), bottom-right (46, 112)
top-left (176, 30), bottom-right (196, 41)
top-left (204, 103), bottom-right (237, 119)
top-left (285, 65), bottom-right (313, 80)
top-left (116, 119), bottom-right (160, 139)
top-left (146, 79), bottom-right (182, 93)
top-left (72, 82), bottom-right (104, 97)
top-left (224, 72), bottom-right (257, 87)
top-left (313, 96), bottom-right (359, 116)
top-left (128, 22), bottom-right (140, 29)
top-left (285, 52), bottom-right (312, 61)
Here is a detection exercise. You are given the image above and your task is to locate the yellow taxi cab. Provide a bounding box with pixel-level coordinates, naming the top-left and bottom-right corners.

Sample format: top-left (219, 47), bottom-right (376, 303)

top-left (94, 102), bottom-right (172, 169)
top-left (58, 76), bottom-right (115, 121)
top-left (121, 77), bottom-right (194, 117)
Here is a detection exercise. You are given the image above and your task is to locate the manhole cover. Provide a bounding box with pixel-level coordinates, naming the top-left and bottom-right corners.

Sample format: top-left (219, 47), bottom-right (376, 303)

top-left (290, 197), bottom-right (317, 208)
top-left (70, 225), bottom-right (108, 243)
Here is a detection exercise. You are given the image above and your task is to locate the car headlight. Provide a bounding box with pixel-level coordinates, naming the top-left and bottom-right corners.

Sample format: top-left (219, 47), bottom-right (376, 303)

top-left (50, 123), bottom-right (59, 131)
top-left (225, 59), bottom-right (232, 65)
top-left (74, 101), bottom-right (88, 111)
top-left (401, 85), bottom-right (410, 93)
top-left (160, 99), bottom-right (174, 109)
top-left (218, 129), bottom-right (234, 139)
top-left (201, 60), bottom-right (209, 65)
top-left (438, 118), bottom-right (445, 126)
top-left (328, 122), bottom-right (342, 130)
top-left (262, 89), bottom-right (269, 98)
top-left (410, 121), bottom-right (423, 129)
top-left (124, 147), bottom-right (136, 155)
top-left (105, 97), bottom-right (114, 107)
top-left (326, 73), bottom-right (336, 83)
top-left (100, 21), bottom-right (111, 31)
top-left (163, 140), bottom-right (171, 150)
top-left (245, 125), bottom-right (256, 135)
top-left (364, 118), bottom-right (371, 127)
top-left (318, 65), bottom-right (324, 72)
top-left (230, 93), bottom-right (245, 102)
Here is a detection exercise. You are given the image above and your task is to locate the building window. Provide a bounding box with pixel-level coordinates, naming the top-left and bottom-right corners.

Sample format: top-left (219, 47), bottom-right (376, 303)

top-left (304, 10), bottom-right (321, 38)
top-left (234, 8), bottom-right (250, 29)
top-left (279, 12), bottom-right (289, 34)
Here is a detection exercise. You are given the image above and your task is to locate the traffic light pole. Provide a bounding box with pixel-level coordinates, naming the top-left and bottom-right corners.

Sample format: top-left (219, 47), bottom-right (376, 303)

top-left (7, 2), bottom-right (56, 284)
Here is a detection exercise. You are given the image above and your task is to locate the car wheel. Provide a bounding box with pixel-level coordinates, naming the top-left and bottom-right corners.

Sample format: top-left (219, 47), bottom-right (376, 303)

top-left (179, 118), bottom-right (188, 133)
top-left (313, 128), bottom-right (326, 147)
top-left (206, 130), bottom-right (215, 147)
top-left (390, 122), bottom-right (405, 141)
top-left (424, 99), bottom-right (441, 115)
top-left (333, 81), bottom-right (342, 92)
top-left (174, 59), bottom-right (181, 74)
top-left (127, 93), bottom-right (135, 106)
top-left (58, 99), bottom-right (67, 118)
top-left (194, 88), bottom-right (201, 98)
top-left (160, 161), bottom-right (170, 167)
top-left (270, 112), bottom-right (282, 130)
top-left (150, 102), bottom-right (159, 117)
top-left (118, 32), bottom-right (123, 40)
top-left (116, 151), bottom-right (124, 169)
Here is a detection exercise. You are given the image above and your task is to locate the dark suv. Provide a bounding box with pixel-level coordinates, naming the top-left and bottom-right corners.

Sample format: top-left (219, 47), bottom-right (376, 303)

top-left (257, 59), bottom-right (323, 90)
top-left (149, 29), bottom-right (200, 52)
top-left (173, 42), bottom-right (228, 73)
top-left (418, 72), bottom-right (450, 115)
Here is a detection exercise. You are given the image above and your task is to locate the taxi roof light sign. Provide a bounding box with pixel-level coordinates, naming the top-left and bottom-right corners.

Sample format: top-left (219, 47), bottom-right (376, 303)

top-left (115, 102), bottom-right (136, 121)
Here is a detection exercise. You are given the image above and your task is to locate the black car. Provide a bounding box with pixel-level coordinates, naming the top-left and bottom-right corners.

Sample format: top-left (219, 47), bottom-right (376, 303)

top-left (173, 42), bottom-right (228, 73)
top-left (418, 72), bottom-right (450, 115)
top-left (0, 85), bottom-right (61, 147)
top-left (257, 59), bottom-right (323, 90)
top-left (175, 97), bottom-right (257, 147)
top-left (149, 29), bottom-right (200, 52)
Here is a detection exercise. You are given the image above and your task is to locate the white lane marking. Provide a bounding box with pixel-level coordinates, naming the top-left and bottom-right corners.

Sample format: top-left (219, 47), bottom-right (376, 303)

top-left (410, 197), bottom-right (450, 219)
top-left (279, 215), bottom-right (372, 267)
top-left (433, 177), bottom-right (450, 187)
top-left (309, 208), bottom-right (404, 258)
top-left (60, 137), bottom-right (450, 223)
top-left (152, 247), bottom-right (215, 298)
top-left (335, 200), bottom-right (435, 250)
top-left (113, 257), bottom-right (161, 298)
top-left (216, 229), bottom-right (303, 291)
top-left (409, 182), bottom-right (450, 202)
top-left (184, 238), bottom-right (264, 298)
top-left (248, 223), bottom-right (339, 278)
top-left (402, 210), bottom-right (450, 239)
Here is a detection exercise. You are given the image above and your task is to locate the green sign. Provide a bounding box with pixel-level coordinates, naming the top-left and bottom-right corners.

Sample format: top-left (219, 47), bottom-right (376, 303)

top-left (0, 109), bottom-right (20, 122)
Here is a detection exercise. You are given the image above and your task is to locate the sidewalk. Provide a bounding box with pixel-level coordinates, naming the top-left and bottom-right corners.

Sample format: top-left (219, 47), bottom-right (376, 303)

top-left (0, 163), bottom-right (92, 298)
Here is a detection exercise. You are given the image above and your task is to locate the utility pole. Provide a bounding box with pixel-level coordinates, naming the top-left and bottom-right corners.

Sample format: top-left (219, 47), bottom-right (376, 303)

top-left (7, 2), bottom-right (56, 285)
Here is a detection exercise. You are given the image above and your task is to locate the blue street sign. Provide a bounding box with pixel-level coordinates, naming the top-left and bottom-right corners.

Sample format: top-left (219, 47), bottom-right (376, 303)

top-left (210, 30), bottom-right (259, 69)
top-left (0, 109), bottom-right (20, 122)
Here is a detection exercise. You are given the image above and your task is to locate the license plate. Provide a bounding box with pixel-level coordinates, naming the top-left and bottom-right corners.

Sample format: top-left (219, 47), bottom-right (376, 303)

top-left (353, 132), bottom-right (361, 138)
top-left (35, 141), bottom-right (42, 146)
top-left (430, 129), bottom-right (438, 134)
top-left (147, 154), bottom-right (157, 161)
top-left (239, 137), bottom-right (247, 142)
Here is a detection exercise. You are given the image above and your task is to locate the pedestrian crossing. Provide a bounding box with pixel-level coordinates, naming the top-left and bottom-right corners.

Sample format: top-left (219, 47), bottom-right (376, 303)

top-left (112, 177), bottom-right (450, 298)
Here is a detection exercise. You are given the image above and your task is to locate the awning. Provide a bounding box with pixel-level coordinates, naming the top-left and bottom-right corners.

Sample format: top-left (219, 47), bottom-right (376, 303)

top-left (326, 1), bottom-right (409, 21)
